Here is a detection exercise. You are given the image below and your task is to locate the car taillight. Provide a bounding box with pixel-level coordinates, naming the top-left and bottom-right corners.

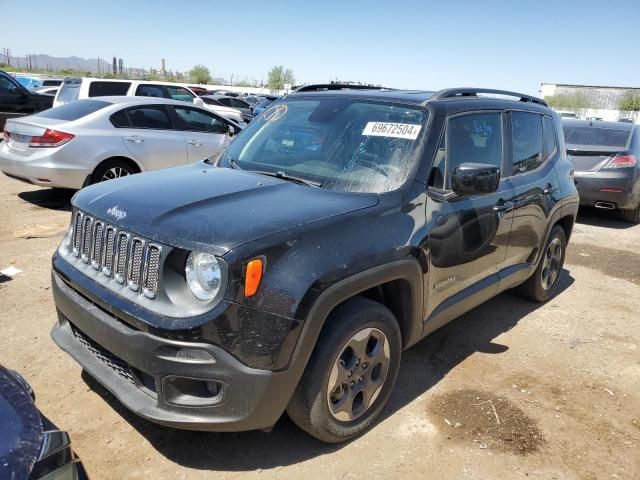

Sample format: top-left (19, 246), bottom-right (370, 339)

top-left (2, 131), bottom-right (9, 142)
top-left (29, 129), bottom-right (75, 148)
top-left (604, 154), bottom-right (636, 169)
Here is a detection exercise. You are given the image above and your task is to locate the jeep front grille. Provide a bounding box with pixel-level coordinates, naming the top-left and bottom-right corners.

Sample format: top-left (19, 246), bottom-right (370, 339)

top-left (70, 210), bottom-right (162, 299)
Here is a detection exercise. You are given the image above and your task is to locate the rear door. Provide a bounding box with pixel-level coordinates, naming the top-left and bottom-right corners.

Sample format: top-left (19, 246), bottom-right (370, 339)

top-left (503, 111), bottom-right (560, 269)
top-left (171, 106), bottom-right (230, 162)
top-left (113, 105), bottom-right (188, 170)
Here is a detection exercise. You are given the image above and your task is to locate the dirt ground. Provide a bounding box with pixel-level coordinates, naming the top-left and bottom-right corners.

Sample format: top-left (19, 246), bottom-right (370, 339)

top-left (0, 173), bottom-right (638, 480)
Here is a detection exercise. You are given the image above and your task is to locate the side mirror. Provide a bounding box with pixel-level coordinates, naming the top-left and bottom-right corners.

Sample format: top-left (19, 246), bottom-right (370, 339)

top-left (451, 162), bottom-right (500, 196)
top-left (227, 125), bottom-right (236, 136)
top-left (193, 97), bottom-right (204, 107)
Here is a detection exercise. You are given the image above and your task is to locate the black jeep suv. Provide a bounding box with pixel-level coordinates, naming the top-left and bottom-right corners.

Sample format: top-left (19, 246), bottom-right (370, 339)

top-left (51, 86), bottom-right (579, 443)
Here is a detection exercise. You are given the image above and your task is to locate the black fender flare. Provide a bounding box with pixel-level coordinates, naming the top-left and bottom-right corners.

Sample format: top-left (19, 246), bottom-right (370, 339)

top-left (279, 258), bottom-right (424, 407)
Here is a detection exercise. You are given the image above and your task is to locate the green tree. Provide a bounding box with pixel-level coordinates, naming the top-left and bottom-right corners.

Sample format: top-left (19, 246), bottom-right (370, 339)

top-left (189, 65), bottom-right (211, 84)
top-left (619, 92), bottom-right (640, 111)
top-left (544, 93), bottom-right (590, 111)
top-left (267, 65), bottom-right (295, 90)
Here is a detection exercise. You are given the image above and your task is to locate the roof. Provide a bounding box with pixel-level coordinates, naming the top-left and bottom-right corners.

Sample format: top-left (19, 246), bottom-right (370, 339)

top-left (289, 86), bottom-right (547, 107)
top-left (291, 88), bottom-right (435, 105)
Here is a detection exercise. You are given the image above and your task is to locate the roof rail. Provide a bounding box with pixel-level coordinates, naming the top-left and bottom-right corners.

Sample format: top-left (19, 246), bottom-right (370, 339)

top-left (292, 83), bottom-right (390, 93)
top-left (428, 88), bottom-right (547, 106)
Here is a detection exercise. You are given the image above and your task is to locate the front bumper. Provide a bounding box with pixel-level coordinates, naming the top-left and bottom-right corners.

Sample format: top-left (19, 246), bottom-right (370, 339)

top-left (0, 143), bottom-right (90, 189)
top-left (574, 170), bottom-right (639, 209)
top-left (51, 270), bottom-right (298, 432)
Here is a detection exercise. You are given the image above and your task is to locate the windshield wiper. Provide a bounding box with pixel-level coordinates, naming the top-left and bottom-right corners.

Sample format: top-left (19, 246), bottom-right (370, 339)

top-left (250, 170), bottom-right (322, 188)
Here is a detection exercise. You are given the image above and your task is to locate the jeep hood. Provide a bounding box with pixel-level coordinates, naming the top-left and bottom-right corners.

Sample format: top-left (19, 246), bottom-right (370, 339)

top-left (73, 163), bottom-right (379, 255)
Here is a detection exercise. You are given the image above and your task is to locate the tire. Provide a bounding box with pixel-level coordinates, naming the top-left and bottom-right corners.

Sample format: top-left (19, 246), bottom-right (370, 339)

top-left (518, 224), bottom-right (566, 302)
top-left (620, 204), bottom-right (640, 224)
top-left (91, 159), bottom-right (137, 185)
top-left (287, 296), bottom-right (402, 443)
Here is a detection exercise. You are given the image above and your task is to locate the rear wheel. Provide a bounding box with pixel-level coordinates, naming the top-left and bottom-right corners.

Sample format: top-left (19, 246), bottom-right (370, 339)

top-left (287, 297), bottom-right (401, 443)
top-left (518, 225), bottom-right (566, 302)
top-left (92, 159), bottom-right (137, 185)
top-left (620, 204), bottom-right (640, 224)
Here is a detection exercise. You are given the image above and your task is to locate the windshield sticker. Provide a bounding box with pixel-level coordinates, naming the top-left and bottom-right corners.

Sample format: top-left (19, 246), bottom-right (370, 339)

top-left (263, 104), bottom-right (288, 122)
top-left (362, 122), bottom-right (421, 140)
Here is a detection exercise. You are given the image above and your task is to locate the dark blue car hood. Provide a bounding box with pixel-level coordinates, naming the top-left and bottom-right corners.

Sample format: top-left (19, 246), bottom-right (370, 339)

top-left (0, 368), bottom-right (42, 480)
top-left (73, 163), bottom-right (379, 255)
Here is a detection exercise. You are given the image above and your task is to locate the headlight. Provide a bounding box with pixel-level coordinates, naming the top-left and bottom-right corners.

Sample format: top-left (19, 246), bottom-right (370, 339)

top-left (185, 252), bottom-right (222, 301)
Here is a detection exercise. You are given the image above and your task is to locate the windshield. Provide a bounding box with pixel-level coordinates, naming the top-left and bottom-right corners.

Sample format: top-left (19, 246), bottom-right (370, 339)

top-left (563, 125), bottom-right (632, 148)
top-left (222, 97), bottom-right (427, 193)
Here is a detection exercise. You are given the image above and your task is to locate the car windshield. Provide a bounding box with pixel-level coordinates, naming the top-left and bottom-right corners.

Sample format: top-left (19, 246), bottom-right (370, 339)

top-left (563, 125), bottom-right (632, 148)
top-left (221, 97), bottom-right (427, 193)
top-left (34, 99), bottom-right (111, 121)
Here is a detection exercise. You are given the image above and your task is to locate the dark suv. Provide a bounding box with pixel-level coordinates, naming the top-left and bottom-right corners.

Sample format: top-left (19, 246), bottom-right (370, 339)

top-left (51, 86), bottom-right (579, 443)
top-left (0, 70), bottom-right (53, 130)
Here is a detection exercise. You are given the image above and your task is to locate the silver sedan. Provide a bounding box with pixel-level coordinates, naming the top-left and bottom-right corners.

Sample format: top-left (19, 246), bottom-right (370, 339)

top-left (0, 96), bottom-right (240, 189)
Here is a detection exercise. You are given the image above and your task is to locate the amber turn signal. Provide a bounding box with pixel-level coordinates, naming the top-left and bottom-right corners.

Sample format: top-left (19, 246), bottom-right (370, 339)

top-left (244, 258), bottom-right (263, 297)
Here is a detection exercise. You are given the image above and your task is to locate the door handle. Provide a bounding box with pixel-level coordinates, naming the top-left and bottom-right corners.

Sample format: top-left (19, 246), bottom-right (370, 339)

top-left (125, 136), bottom-right (144, 144)
top-left (187, 139), bottom-right (202, 147)
top-left (493, 201), bottom-right (514, 218)
top-left (543, 185), bottom-right (559, 195)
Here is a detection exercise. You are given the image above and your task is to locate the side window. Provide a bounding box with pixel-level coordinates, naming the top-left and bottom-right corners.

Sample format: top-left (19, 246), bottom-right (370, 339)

top-left (218, 98), bottom-right (232, 107)
top-left (0, 75), bottom-right (19, 94)
top-left (511, 112), bottom-right (543, 175)
top-left (231, 99), bottom-right (248, 108)
top-left (110, 110), bottom-right (130, 128)
top-left (542, 116), bottom-right (557, 160)
top-left (88, 81), bottom-right (131, 97)
top-left (127, 106), bottom-right (172, 130)
top-left (135, 84), bottom-right (164, 98)
top-left (444, 112), bottom-right (503, 189)
top-left (166, 86), bottom-right (195, 103)
top-left (174, 107), bottom-right (228, 134)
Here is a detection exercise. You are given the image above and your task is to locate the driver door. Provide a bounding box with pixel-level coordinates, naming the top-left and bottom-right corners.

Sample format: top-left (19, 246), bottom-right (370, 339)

top-left (424, 111), bottom-right (515, 327)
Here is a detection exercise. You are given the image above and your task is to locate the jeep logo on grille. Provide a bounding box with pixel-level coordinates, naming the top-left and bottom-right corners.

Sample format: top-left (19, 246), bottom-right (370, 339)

top-left (106, 206), bottom-right (127, 221)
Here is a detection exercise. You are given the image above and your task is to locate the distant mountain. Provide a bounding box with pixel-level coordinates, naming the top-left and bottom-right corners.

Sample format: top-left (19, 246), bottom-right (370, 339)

top-left (7, 54), bottom-right (112, 74)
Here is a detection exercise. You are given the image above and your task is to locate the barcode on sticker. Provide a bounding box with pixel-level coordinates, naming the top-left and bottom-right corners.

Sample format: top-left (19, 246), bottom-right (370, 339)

top-left (362, 122), bottom-right (421, 140)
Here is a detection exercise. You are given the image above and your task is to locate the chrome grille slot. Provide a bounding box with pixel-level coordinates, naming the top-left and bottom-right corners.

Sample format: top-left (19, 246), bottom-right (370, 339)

top-left (68, 209), bottom-right (163, 300)
top-left (127, 238), bottom-right (144, 291)
top-left (114, 232), bottom-right (130, 284)
top-left (72, 211), bottom-right (83, 256)
top-left (91, 222), bottom-right (104, 270)
top-left (81, 216), bottom-right (93, 263)
top-left (143, 245), bottom-right (161, 299)
top-left (102, 227), bottom-right (116, 276)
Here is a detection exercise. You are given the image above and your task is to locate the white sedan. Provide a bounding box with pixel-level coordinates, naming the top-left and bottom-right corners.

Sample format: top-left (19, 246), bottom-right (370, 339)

top-left (0, 96), bottom-right (240, 189)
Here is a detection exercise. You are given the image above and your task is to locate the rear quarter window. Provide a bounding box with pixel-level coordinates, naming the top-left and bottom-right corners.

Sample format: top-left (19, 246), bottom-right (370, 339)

top-left (33, 99), bottom-right (111, 121)
top-left (563, 125), bottom-right (632, 148)
top-left (88, 81), bottom-right (131, 97)
top-left (57, 80), bottom-right (81, 103)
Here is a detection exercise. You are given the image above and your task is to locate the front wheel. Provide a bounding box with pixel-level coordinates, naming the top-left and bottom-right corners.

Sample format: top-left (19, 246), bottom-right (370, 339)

top-left (287, 297), bottom-right (402, 443)
top-left (518, 225), bottom-right (566, 302)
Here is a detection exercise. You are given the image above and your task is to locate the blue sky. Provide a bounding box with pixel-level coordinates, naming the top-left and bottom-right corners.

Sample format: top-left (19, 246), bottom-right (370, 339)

top-left (3, 0), bottom-right (639, 95)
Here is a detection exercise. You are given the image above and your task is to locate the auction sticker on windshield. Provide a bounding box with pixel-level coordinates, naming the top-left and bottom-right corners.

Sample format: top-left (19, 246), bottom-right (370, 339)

top-left (362, 122), bottom-right (421, 140)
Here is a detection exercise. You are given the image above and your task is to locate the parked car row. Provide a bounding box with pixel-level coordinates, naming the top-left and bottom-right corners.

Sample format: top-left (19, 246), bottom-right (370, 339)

top-left (0, 84), bottom-right (637, 476)
top-left (53, 77), bottom-right (246, 125)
